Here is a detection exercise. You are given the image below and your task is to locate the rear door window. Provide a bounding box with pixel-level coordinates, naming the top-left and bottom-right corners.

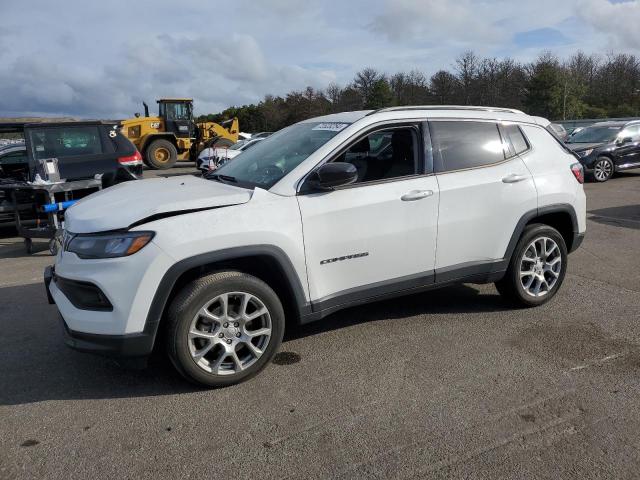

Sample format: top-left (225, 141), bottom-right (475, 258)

top-left (430, 121), bottom-right (507, 173)
top-left (0, 149), bottom-right (28, 165)
top-left (0, 149), bottom-right (30, 181)
top-left (619, 124), bottom-right (640, 141)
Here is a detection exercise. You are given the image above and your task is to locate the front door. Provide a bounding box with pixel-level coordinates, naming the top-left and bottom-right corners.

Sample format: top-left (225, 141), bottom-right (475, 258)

top-left (161, 102), bottom-right (192, 138)
top-left (297, 124), bottom-right (439, 310)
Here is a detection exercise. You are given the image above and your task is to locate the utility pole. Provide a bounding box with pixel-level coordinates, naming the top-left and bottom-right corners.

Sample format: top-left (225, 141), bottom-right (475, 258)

top-left (563, 79), bottom-right (568, 121)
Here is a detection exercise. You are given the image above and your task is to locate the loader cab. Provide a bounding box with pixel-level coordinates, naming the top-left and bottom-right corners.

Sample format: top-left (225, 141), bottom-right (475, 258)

top-left (158, 99), bottom-right (193, 138)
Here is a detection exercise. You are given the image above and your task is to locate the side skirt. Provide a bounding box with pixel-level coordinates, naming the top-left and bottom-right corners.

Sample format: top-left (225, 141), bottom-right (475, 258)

top-left (300, 260), bottom-right (507, 324)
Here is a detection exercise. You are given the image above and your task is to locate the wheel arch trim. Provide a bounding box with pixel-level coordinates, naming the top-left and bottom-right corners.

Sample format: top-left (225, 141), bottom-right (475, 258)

top-left (504, 204), bottom-right (580, 261)
top-left (142, 245), bottom-right (310, 350)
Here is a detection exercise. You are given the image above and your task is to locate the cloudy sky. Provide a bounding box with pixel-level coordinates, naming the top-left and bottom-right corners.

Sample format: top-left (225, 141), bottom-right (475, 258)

top-left (1, 0), bottom-right (639, 118)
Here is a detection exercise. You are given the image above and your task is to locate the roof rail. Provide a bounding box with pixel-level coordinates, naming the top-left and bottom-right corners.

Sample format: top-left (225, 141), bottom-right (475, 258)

top-left (366, 105), bottom-right (526, 116)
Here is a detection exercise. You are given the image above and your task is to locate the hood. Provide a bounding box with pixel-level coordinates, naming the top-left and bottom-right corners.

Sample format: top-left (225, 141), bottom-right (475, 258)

top-left (198, 147), bottom-right (215, 159)
top-left (566, 142), bottom-right (605, 152)
top-left (65, 175), bottom-right (252, 233)
top-left (197, 147), bottom-right (240, 160)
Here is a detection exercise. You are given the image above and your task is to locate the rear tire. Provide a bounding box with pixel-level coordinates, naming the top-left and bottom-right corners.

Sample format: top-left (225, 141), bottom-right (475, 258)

top-left (145, 139), bottom-right (178, 170)
top-left (495, 224), bottom-right (567, 307)
top-left (165, 271), bottom-right (285, 387)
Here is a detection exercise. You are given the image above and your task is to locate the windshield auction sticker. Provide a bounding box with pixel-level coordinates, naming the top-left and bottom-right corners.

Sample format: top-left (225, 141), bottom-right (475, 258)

top-left (312, 122), bottom-right (350, 132)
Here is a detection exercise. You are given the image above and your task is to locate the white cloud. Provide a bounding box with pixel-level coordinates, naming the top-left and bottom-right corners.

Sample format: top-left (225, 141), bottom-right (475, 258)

top-left (1, 0), bottom-right (640, 118)
top-left (370, 0), bottom-right (504, 45)
top-left (577, 0), bottom-right (640, 50)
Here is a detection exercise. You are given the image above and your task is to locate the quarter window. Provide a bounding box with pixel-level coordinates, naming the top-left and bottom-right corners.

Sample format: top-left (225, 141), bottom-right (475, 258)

top-left (430, 121), bottom-right (507, 172)
top-left (503, 124), bottom-right (529, 155)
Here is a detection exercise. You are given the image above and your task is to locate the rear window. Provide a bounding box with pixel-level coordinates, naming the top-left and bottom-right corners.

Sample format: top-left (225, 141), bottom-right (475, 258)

top-left (503, 124), bottom-right (530, 155)
top-left (28, 126), bottom-right (104, 160)
top-left (430, 121), bottom-right (506, 172)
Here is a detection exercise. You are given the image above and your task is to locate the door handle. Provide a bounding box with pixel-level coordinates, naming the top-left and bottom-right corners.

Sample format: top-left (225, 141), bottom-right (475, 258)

top-left (502, 173), bottom-right (528, 183)
top-left (401, 189), bottom-right (433, 201)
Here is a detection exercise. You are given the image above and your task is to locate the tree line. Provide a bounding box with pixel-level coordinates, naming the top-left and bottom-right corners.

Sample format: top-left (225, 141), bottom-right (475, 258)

top-left (198, 51), bottom-right (640, 132)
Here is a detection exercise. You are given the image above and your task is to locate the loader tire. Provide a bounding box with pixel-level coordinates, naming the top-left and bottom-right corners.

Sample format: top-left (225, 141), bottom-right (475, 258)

top-left (145, 139), bottom-right (178, 170)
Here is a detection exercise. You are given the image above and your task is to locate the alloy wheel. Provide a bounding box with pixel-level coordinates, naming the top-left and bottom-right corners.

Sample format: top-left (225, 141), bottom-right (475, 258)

top-left (519, 237), bottom-right (562, 297)
top-left (187, 292), bottom-right (272, 375)
top-left (594, 159), bottom-right (612, 181)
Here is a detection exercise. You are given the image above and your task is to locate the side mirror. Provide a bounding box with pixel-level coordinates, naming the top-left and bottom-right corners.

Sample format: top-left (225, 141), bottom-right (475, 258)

top-left (304, 162), bottom-right (358, 191)
top-left (618, 136), bottom-right (633, 145)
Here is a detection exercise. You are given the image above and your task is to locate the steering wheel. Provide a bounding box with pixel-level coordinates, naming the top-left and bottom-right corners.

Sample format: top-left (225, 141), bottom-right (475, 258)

top-left (350, 158), bottom-right (368, 182)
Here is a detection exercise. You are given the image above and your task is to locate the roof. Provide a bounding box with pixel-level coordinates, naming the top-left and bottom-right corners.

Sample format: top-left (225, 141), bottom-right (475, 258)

top-left (0, 120), bottom-right (117, 133)
top-left (301, 110), bottom-right (372, 124)
top-left (157, 98), bottom-right (193, 102)
top-left (589, 120), bottom-right (640, 128)
top-left (304, 106), bottom-right (540, 126)
top-left (368, 105), bottom-right (525, 115)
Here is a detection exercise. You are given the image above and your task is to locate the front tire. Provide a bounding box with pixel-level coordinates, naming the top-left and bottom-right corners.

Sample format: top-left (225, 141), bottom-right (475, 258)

top-left (145, 139), bottom-right (178, 170)
top-left (495, 224), bottom-right (568, 307)
top-left (592, 156), bottom-right (614, 182)
top-left (166, 271), bottom-right (285, 387)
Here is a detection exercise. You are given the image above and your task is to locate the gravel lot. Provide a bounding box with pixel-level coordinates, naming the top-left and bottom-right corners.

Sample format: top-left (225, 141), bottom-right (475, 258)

top-left (1, 165), bottom-right (639, 479)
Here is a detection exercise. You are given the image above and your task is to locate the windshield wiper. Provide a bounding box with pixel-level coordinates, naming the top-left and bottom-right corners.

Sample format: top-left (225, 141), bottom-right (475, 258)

top-left (206, 173), bottom-right (238, 183)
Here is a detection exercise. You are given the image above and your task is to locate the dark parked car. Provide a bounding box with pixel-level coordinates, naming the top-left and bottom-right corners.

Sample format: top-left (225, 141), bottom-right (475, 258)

top-left (0, 121), bottom-right (143, 224)
top-left (566, 120), bottom-right (640, 182)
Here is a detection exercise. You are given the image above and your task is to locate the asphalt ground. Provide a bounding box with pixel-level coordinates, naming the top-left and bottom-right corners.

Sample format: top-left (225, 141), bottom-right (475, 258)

top-left (1, 164), bottom-right (639, 479)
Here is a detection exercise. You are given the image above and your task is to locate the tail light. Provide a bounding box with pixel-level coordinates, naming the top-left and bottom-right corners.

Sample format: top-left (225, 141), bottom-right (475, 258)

top-left (570, 162), bottom-right (584, 184)
top-left (118, 150), bottom-right (143, 167)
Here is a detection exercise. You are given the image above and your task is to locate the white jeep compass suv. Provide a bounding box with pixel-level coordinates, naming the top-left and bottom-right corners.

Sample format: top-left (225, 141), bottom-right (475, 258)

top-left (45, 106), bottom-right (586, 387)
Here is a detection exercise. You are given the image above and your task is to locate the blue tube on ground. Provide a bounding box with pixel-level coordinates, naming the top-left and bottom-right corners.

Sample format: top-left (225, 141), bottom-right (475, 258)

top-left (43, 200), bottom-right (77, 213)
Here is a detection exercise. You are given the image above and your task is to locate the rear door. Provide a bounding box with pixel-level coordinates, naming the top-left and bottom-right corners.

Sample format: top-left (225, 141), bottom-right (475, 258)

top-left (430, 120), bottom-right (538, 279)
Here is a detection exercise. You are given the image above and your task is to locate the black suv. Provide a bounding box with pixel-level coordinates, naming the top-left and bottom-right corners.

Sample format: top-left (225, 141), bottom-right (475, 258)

top-left (566, 120), bottom-right (640, 182)
top-left (0, 121), bottom-right (143, 224)
top-left (0, 121), bottom-right (142, 184)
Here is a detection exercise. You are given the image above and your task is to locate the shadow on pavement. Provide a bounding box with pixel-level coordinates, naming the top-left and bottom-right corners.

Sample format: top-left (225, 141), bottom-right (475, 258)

top-left (287, 283), bottom-right (508, 341)
top-left (589, 204), bottom-right (640, 230)
top-left (0, 283), bottom-right (200, 406)
top-left (0, 280), bottom-right (509, 406)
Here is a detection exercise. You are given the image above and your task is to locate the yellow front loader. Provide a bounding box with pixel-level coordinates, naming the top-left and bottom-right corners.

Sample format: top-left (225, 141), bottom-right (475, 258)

top-left (120, 98), bottom-right (239, 170)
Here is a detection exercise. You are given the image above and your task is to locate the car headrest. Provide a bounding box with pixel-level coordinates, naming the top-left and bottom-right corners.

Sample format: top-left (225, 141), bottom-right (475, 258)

top-left (350, 136), bottom-right (370, 153)
top-left (391, 130), bottom-right (413, 150)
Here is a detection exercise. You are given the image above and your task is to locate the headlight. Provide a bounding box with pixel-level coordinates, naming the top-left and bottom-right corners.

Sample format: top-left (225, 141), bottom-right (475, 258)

top-left (578, 149), bottom-right (593, 157)
top-left (66, 231), bottom-right (154, 259)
